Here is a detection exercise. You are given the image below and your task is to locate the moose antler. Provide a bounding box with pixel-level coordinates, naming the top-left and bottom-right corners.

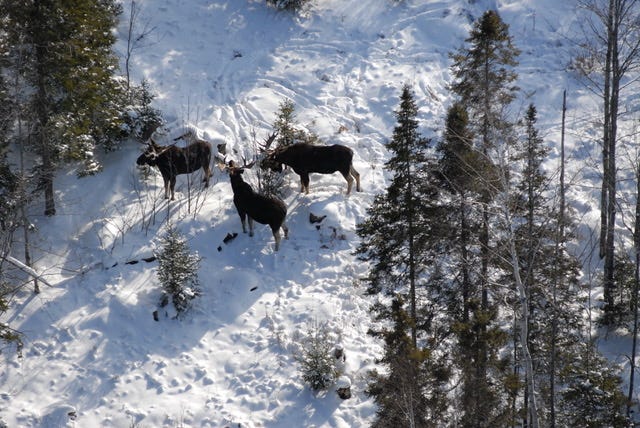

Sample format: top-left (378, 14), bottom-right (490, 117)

top-left (240, 155), bottom-right (256, 169)
top-left (259, 131), bottom-right (278, 152)
top-left (217, 156), bottom-right (255, 172)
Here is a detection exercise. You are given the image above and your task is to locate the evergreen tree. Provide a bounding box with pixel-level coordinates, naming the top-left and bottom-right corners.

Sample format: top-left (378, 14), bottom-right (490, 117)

top-left (367, 297), bottom-right (449, 428)
top-left (155, 224), bottom-right (201, 318)
top-left (356, 84), bottom-right (449, 426)
top-left (501, 104), bottom-right (585, 426)
top-left (436, 101), bottom-right (511, 426)
top-left (447, 10), bottom-right (521, 426)
top-left (124, 79), bottom-right (165, 142)
top-left (294, 321), bottom-right (339, 392)
top-left (437, 102), bottom-right (492, 321)
top-left (356, 84), bottom-right (442, 344)
top-left (1, 0), bottom-right (127, 214)
top-left (0, 54), bottom-right (23, 352)
top-left (498, 105), bottom-right (627, 427)
top-left (559, 342), bottom-right (628, 427)
top-left (273, 99), bottom-right (298, 149)
top-left (449, 10), bottom-right (520, 155)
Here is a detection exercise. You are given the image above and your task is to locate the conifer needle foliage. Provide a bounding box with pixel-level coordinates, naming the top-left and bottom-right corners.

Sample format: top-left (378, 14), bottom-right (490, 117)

top-left (156, 224), bottom-right (201, 318)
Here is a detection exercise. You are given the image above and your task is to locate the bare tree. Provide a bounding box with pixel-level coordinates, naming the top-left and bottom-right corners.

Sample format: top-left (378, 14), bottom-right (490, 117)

top-left (124, 0), bottom-right (156, 94)
top-left (574, 0), bottom-right (640, 322)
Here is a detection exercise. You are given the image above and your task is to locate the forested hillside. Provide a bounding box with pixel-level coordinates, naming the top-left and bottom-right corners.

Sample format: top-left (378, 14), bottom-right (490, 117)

top-left (1, 0), bottom-right (640, 427)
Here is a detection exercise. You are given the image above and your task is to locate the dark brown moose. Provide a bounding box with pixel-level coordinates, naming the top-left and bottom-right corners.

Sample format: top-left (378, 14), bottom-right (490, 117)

top-left (220, 160), bottom-right (289, 251)
top-left (261, 137), bottom-right (361, 195)
top-left (136, 138), bottom-right (212, 200)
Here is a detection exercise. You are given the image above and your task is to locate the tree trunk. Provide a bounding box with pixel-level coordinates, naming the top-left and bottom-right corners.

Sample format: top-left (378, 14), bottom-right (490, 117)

top-left (35, 41), bottom-right (55, 216)
top-left (502, 198), bottom-right (539, 428)
top-left (550, 89), bottom-right (567, 428)
top-left (628, 159), bottom-right (640, 417)
top-left (602, 0), bottom-right (618, 320)
top-left (406, 148), bottom-right (417, 348)
top-left (460, 194), bottom-right (471, 322)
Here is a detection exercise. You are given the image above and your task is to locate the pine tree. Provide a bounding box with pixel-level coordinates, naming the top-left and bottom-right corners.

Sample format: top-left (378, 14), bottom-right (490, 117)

top-left (356, 84), bottom-right (449, 426)
top-left (155, 224), bottom-right (201, 318)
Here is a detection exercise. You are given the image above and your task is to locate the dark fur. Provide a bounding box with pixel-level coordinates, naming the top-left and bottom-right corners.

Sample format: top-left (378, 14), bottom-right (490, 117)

top-left (227, 163), bottom-right (289, 251)
top-left (263, 143), bottom-right (361, 194)
top-left (136, 140), bottom-right (212, 200)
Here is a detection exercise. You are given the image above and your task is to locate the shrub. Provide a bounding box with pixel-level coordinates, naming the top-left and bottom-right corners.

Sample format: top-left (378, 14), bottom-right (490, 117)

top-left (266, 0), bottom-right (311, 12)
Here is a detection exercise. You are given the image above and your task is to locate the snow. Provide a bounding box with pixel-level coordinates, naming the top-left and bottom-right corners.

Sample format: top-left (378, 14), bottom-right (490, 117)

top-left (1, 0), bottom-right (635, 427)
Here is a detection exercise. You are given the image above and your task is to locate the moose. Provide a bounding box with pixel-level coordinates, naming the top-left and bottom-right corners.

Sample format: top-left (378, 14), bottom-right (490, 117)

top-left (136, 137), bottom-right (212, 200)
top-left (220, 159), bottom-right (289, 251)
top-left (261, 137), bottom-right (361, 195)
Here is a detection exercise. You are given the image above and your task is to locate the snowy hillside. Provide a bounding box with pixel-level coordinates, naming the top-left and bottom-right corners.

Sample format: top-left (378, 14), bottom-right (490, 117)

top-left (0, 0), bottom-right (614, 427)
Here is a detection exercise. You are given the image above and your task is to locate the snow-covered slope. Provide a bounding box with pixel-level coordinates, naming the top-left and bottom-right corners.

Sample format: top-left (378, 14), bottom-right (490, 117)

top-left (0, 1), bottom-right (611, 427)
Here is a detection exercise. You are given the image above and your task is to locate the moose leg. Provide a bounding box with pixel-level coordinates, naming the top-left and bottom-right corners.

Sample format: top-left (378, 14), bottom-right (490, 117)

top-left (202, 165), bottom-right (211, 187)
top-left (273, 228), bottom-right (281, 251)
top-left (169, 176), bottom-right (177, 200)
top-left (162, 179), bottom-right (170, 199)
top-left (238, 211), bottom-right (247, 233)
top-left (350, 165), bottom-right (361, 192)
top-left (248, 217), bottom-right (255, 237)
top-left (300, 173), bottom-right (310, 194)
top-left (341, 170), bottom-right (354, 195)
top-left (282, 223), bottom-right (289, 239)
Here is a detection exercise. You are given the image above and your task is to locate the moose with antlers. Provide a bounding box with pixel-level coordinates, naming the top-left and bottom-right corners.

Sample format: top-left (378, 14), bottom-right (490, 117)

top-left (136, 137), bottom-right (212, 200)
top-left (219, 158), bottom-right (289, 251)
top-left (260, 133), bottom-right (361, 195)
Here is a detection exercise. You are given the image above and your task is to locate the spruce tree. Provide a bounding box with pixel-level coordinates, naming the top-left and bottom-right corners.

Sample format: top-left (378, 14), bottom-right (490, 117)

top-left (356, 84), bottom-right (441, 343)
top-left (437, 102), bottom-right (492, 321)
top-left (447, 10), bottom-right (521, 426)
top-left (156, 224), bottom-right (201, 318)
top-left (560, 343), bottom-right (628, 427)
top-left (356, 84), bottom-right (449, 426)
top-left (500, 105), bottom-right (627, 427)
top-left (1, 0), bottom-right (127, 214)
top-left (0, 65), bottom-right (23, 352)
top-left (294, 321), bottom-right (339, 392)
top-left (367, 297), bottom-right (449, 428)
top-left (260, 99), bottom-right (319, 197)
top-left (501, 104), bottom-right (583, 426)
